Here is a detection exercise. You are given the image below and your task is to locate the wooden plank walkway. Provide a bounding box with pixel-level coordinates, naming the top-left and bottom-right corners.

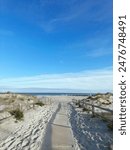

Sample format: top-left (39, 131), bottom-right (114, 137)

top-left (41, 103), bottom-right (75, 150)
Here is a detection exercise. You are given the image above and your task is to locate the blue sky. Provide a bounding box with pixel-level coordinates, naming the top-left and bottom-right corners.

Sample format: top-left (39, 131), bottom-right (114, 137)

top-left (0, 0), bottom-right (113, 92)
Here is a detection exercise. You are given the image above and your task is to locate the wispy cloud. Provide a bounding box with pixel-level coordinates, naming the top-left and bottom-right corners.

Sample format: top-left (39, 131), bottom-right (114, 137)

top-left (86, 48), bottom-right (112, 57)
top-left (0, 0), bottom-right (112, 32)
top-left (0, 67), bottom-right (113, 92)
top-left (61, 35), bottom-right (112, 58)
top-left (36, 0), bottom-right (91, 32)
top-left (39, 0), bottom-right (112, 32)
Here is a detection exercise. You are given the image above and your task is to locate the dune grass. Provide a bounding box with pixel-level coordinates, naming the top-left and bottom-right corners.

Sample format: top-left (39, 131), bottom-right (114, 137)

top-left (34, 101), bottom-right (44, 107)
top-left (9, 108), bottom-right (24, 120)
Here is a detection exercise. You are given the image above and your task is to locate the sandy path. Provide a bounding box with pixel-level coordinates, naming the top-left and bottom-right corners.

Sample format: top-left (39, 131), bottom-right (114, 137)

top-left (41, 102), bottom-right (75, 150)
top-left (0, 104), bottom-right (58, 150)
top-left (68, 103), bottom-right (113, 150)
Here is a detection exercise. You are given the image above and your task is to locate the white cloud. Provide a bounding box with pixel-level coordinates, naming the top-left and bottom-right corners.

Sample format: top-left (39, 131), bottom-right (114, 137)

top-left (86, 48), bottom-right (112, 57)
top-left (0, 67), bottom-right (113, 92)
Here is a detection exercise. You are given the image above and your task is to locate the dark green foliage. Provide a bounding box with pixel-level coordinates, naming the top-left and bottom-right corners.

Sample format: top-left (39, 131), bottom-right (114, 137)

top-left (35, 101), bottom-right (44, 106)
top-left (75, 102), bottom-right (78, 105)
top-left (82, 107), bottom-right (89, 112)
top-left (78, 103), bottom-right (82, 108)
top-left (9, 108), bottom-right (24, 120)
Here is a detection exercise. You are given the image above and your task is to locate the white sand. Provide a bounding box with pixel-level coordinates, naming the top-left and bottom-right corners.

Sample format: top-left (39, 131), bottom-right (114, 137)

top-left (0, 95), bottom-right (113, 150)
top-left (68, 102), bottom-right (113, 150)
top-left (0, 103), bottom-right (58, 150)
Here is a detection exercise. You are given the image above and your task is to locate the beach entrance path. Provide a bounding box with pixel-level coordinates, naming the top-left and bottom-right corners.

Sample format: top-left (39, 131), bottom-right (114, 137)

top-left (41, 102), bottom-right (75, 150)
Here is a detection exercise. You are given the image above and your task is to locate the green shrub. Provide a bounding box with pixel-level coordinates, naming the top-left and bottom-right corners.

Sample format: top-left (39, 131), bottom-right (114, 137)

top-left (35, 101), bottom-right (44, 106)
top-left (19, 98), bottom-right (24, 101)
top-left (9, 108), bottom-right (24, 120)
top-left (75, 102), bottom-right (78, 105)
top-left (78, 103), bottom-right (82, 108)
top-left (83, 107), bottom-right (89, 112)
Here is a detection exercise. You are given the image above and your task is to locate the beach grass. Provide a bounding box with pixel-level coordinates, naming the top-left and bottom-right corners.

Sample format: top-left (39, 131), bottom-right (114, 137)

top-left (9, 108), bottom-right (24, 120)
top-left (34, 101), bottom-right (44, 107)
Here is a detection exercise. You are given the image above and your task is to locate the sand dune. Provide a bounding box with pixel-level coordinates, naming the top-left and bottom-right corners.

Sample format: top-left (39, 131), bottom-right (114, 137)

top-left (0, 93), bottom-right (113, 150)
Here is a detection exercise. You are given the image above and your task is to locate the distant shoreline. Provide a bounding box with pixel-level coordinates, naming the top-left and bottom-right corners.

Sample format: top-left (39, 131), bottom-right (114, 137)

top-left (0, 92), bottom-right (112, 96)
top-left (0, 92), bottom-right (92, 96)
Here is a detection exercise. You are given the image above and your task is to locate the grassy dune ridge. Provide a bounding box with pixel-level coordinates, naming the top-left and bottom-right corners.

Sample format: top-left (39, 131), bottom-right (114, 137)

top-left (0, 93), bottom-right (44, 120)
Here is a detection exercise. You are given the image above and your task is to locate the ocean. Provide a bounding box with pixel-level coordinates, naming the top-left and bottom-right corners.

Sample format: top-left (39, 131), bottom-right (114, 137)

top-left (17, 93), bottom-right (93, 96)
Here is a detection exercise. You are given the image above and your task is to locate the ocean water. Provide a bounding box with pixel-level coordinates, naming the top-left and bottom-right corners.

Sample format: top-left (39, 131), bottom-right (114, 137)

top-left (18, 93), bottom-right (92, 96)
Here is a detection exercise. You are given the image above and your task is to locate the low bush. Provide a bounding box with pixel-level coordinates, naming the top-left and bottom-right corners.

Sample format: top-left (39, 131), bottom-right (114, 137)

top-left (75, 102), bottom-right (78, 105)
top-left (82, 107), bottom-right (89, 112)
top-left (35, 101), bottom-right (44, 106)
top-left (78, 103), bottom-right (82, 108)
top-left (9, 108), bottom-right (24, 120)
